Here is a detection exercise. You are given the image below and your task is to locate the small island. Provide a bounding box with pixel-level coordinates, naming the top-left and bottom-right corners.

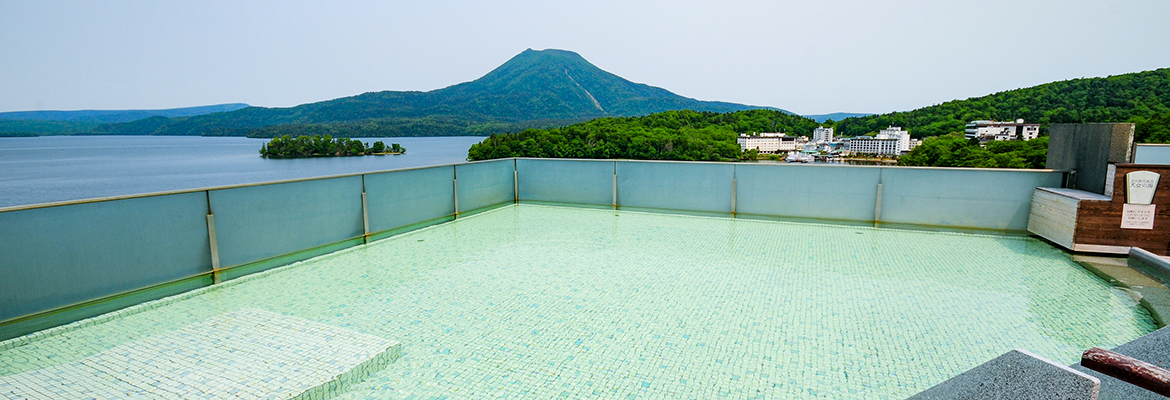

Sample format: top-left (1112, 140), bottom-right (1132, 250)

top-left (260, 134), bottom-right (404, 158)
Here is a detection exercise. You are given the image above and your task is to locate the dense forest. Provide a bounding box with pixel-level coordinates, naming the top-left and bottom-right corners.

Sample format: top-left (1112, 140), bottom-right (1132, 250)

top-left (834, 68), bottom-right (1170, 142)
top-left (467, 109), bottom-right (819, 161)
top-left (898, 135), bottom-right (1048, 168)
top-left (1132, 110), bottom-right (1170, 143)
top-left (259, 135), bottom-right (403, 157)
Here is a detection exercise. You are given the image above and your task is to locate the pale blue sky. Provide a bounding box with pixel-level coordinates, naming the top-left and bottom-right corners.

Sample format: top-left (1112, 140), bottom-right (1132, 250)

top-left (2, 0), bottom-right (1168, 115)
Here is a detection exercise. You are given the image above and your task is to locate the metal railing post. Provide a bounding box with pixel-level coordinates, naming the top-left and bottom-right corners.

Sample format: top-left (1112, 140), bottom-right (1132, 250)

top-left (612, 161), bottom-right (618, 210)
top-left (361, 191), bottom-right (370, 244)
top-left (206, 213), bottom-right (221, 285)
top-left (731, 166), bottom-right (737, 217)
top-left (732, 178), bottom-right (737, 217)
top-left (361, 175), bottom-right (370, 244)
top-left (453, 166), bottom-right (459, 218)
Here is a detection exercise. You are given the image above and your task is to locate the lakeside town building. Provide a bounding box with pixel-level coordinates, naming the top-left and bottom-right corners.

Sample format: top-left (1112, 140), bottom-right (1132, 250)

top-left (965, 119), bottom-right (1040, 143)
top-left (738, 126), bottom-right (923, 159)
top-left (736, 132), bottom-right (799, 153)
top-left (845, 126), bottom-right (918, 155)
top-left (812, 126), bottom-right (834, 143)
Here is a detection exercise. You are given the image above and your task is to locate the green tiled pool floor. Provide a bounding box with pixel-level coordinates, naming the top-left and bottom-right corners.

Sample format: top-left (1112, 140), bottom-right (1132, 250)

top-left (0, 204), bottom-right (1156, 399)
top-left (0, 308), bottom-right (400, 399)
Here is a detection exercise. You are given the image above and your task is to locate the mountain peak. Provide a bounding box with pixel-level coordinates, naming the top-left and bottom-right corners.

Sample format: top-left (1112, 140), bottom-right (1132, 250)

top-left (95, 49), bottom-right (777, 137)
top-left (517, 48), bottom-right (583, 58)
top-left (486, 48), bottom-right (592, 76)
top-left (452, 48), bottom-right (771, 121)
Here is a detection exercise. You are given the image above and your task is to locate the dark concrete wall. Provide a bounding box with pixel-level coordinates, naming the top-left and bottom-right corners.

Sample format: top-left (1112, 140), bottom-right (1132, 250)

top-left (1047, 123), bottom-right (1134, 195)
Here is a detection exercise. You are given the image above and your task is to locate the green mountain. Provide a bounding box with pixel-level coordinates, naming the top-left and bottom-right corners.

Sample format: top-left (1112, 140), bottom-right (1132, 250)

top-left (834, 68), bottom-right (1170, 142)
top-left (95, 49), bottom-right (779, 137)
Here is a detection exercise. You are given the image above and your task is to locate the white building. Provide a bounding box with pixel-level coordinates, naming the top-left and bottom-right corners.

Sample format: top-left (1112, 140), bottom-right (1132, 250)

top-left (847, 137), bottom-right (901, 155)
top-left (965, 119), bottom-right (1040, 142)
top-left (813, 126), bottom-right (834, 143)
top-left (846, 126), bottom-right (912, 155)
top-left (880, 126), bottom-right (911, 152)
top-left (737, 132), bottom-right (798, 153)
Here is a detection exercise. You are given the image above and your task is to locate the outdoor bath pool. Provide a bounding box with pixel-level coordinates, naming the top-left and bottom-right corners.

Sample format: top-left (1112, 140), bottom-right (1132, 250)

top-left (0, 204), bottom-right (1156, 399)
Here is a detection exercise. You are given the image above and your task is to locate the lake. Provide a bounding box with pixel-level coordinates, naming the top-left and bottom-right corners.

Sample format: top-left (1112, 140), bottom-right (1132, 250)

top-left (0, 136), bottom-right (485, 208)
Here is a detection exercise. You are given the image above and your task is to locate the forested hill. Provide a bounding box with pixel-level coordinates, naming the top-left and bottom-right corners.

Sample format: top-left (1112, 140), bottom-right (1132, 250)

top-left (0, 103), bottom-right (250, 123)
top-left (0, 103), bottom-right (249, 136)
top-left (835, 68), bottom-right (1170, 142)
top-left (467, 109), bottom-right (819, 161)
top-left (95, 49), bottom-right (778, 137)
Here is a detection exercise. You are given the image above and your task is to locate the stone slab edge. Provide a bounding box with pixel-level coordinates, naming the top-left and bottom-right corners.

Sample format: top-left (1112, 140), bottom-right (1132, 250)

top-left (1130, 247), bottom-right (1170, 284)
top-left (286, 326), bottom-right (402, 400)
top-left (907, 349), bottom-right (1100, 400)
top-left (1129, 247), bottom-right (1170, 327)
top-left (1073, 255), bottom-right (1170, 328)
top-left (292, 344), bottom-right (403, 400)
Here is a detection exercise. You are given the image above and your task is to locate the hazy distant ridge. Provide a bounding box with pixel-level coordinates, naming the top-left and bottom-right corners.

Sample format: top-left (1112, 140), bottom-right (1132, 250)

top-left (0, 103), bottom-right (250, 124)
top-left (802, 112), bottom-right (873, 123)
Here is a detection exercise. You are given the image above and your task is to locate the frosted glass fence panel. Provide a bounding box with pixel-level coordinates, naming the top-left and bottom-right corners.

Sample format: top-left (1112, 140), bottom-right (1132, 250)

top-left (209, 176), bottom-right (365, 268)
top-left (877, 168), bottom-right (1063, 230)
top-left (616, 161), bottom-right (734, 213)
top-left (517, 159), bottom-right (613, 206)
top-left (364, 166), bottom-right (455, 234)
top-left (735, 164), bottom-right (881, 221)
top-left (0, 193), bottom-right (211, 323)
top-left (456, 160), bottom-right (515, 213)
top-left (1135, 144), bottom-right (1170, 165)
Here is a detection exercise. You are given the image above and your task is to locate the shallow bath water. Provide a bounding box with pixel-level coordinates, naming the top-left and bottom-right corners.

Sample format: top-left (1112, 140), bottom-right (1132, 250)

top-left (0, 204), bottom-right (1156, 399)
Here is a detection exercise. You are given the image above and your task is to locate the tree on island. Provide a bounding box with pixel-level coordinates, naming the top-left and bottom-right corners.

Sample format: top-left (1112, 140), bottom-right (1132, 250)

top-left (259, 134), bottom-right (404, 157)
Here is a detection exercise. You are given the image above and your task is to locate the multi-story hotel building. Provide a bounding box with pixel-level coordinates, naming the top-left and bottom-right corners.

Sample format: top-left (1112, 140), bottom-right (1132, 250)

top-left (847, 126), bottom-right (912, 155)
top-left (812, 127), bottom-right (834, 143)
top-left (965, 119), bottom-right (1041, 142)
top-left (737, 133), bottom-right (798, 153)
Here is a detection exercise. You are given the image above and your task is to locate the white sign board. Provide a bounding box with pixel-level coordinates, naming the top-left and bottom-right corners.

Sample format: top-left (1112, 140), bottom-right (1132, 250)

top-left (1126, 171), bottom-right (1160, 205)
top-left (1121, 203), bottom-right (1156, 229)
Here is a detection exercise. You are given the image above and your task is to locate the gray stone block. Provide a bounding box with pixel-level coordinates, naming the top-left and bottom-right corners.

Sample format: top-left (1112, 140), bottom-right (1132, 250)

top-left (1074, 325), bottom-right (1170, 400)
top-left (909, 349), bottom-right (1100, 400)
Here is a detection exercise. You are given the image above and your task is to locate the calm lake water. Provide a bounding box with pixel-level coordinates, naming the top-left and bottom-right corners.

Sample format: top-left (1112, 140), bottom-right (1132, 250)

top-left (0, 136), bottom-right (485, 208)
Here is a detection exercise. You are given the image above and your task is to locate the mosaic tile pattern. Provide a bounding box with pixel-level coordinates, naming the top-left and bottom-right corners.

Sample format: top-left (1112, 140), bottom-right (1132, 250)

top-left (0, 204), bottom-right (1157, 399)
top-left (0, 308), bottom-right (400, 400)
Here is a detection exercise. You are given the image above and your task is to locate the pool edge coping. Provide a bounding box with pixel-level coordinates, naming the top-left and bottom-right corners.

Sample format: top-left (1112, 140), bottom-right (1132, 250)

top-left (1072, 253), bottom-right (1170, 329)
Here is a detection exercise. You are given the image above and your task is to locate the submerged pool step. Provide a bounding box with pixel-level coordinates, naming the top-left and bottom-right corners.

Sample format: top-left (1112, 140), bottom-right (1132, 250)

top-left (0, 308), bottom-right (400, 400)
